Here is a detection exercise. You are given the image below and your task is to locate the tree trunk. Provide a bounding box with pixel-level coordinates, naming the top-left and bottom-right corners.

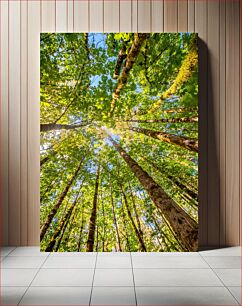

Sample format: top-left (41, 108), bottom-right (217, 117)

top-left (45, 183), bottom-right (83, 252)
top-left (168, 176), bottom-right (198, 203)
top-left (40, 150), bottom-right (57, 167)
top-left (84, 33), bottom-right (90, 60)
top-left (86, 164), bottom-right (100, 252)
top-left (55, 205), bottom-right (76, 251)
top-left (146, 158), bottom-right (198, 202)
top-left (40, 157), bottom-right (84, 241)
top-left (157, 209), bottom-right (185, 251)
top-left (152, 216), bottom-right (179, 252)
top-left (159, 107), bottom-right (198, 114)
top-left (128, 183), bottom-right (143, 237)
top-left (121, 188), bottom-right (147, 251)
top-left (55, 207), bottom-right (77, 252)
top-left (95, 225), bottom-right (99, 252)
top-left (109, 136), bottom-right (198, 251)
top-left (40, 156), bottom-right (49, 167)
top-left (45, 200), bottom-right (76, 251)
top-left (148, 34), bottom-right (198, 113)
top-left (151, 219), bottom-right (168, 251)
top-left (135, 105), bottom-right (198, 117)
top-left (40, 122), bottom-right (88, 132)
top-left (160, 35), bottom-right (198, 102)
top-left (40, 177), bottom-right (57, 203)
top-left (147, 221), bottom-right (166, 251)
top-left (77, 201), bottom-right (86, 252)
top-left (111, 33), bottom-right (149, 111)
top-left (113, 44), bottom-right (127, 79)
top-left (124, 117), bottom-right (198, 124)
top-left (110, 181), bottom-right (122, 252)
top-left (121, 197), bottom-right (131, 252)
top-left (100, 190), bottom-right (106, 252)
top-left (129, 126), bottom-right (198, 153)
top-left (143, 156), bottom-right (198, 191)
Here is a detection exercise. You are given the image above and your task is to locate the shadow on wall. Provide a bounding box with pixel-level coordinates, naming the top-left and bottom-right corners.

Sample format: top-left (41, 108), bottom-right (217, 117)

top-left (198, 38), bottom-right (221, 251)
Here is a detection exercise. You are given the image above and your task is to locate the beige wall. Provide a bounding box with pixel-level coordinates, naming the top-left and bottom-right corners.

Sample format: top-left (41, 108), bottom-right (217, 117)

top-left (0, 0), bottom-right (240, 247)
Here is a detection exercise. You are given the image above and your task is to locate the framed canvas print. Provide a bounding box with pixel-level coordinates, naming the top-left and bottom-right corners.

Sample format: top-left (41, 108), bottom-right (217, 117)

top-left (40, 33), bottom-right (198, 252)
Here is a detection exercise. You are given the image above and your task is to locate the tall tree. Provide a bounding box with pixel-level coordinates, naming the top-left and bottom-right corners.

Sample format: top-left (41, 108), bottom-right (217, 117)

top-left (121, 187), bottom-right (147, 251)
top-left (121, 196), bottom-right (131, 252)
top-left (124, 117), bottom-right (198, 124)
top-left (40, 122), bottom-right (89, 132)
top-left (40, 157), bottom-right (84, 241)
top-left (148, 34), bottom-right (198, 113)
top-left (108, 136), bottom-right (198, 251)
top-left (151, 215), bottom-right (179, 252)
top-left (111, 33), bottom-right (149, 111)
top-left (129, 183), bottom-right (143, 237)
top-left (45, 183), bottom-right (83, 251)
top-left (40, 150), bottom-right (58, 168)
top-left (100, 190), bottom-right (106, 252)
top-left (84, 33), bottom-right (90, 60)
top-left (86, 164), bottom-right (100, 252)
top-left (129, 126), bottom-right (198, 153)
top-left (77, 201), bottom-right (86, 252)
top-left (40, 33), bottom-right (198, 252)
top-left (146, 158), bottom-right (198, 202)
top-left (40, 156), bottom-right (50, 167)
top-left (110, 180), bottom-right (122, 251)
top-left (55, 205), bottom-right (77, 252)
top-left (40, 177), bottom-right (57, 203)
top-left (133, 107), bottom-right (198, 117)
top-left (113, 43), bottom-right (127, 79)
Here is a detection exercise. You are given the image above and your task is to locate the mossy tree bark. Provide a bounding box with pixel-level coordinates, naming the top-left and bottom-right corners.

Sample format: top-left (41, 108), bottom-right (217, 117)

top-left (113, 44), bottom-right (127, 79)
top-left (124, 117), bottom-right (198, 124)
top-left (111, 33), bottom-right (149, 111)
top-left (109, 136), bottom-right (198, 251)
top-left (129, 126), bottom-right (198, 153)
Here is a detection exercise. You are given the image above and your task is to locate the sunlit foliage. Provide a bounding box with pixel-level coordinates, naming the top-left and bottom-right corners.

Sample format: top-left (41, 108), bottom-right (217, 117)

top-left (40, 33), bottom-right (198, 252)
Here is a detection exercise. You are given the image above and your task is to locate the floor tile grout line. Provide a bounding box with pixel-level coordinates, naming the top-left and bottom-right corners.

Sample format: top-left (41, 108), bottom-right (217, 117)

top-left (1, 255), bottom-right (51, 269)
top-left (0, 256), bottom-right (7, 263)
top-left (226, 286), bottom-right (241, 305)
top-left (6, 247), bottom-right (47, 256)
top-left (1, 267), bottom-right (241, 270)
top-left (2, 246), bottom-right (17, 257)
top-left (130, 251), bottom-right (137, 306)
top-left (2, 247), bottom-right (241, 305)
top-left (2, 285), bottom-right (240, 288)
top-left (200, 254), bottom-right (241, 257)
top-left (16, 251), bottom-right (51, 306)
top-left (198, 253), bottom-right (226, 284)
top-left (198, 252), bottom-right (240, 305)
top-left (89, 252), bottom-right (98, 306)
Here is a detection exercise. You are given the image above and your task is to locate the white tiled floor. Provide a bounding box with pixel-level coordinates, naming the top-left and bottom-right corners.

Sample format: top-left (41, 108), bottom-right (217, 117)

top-left (19, 287), bottom-right (92, 305)
top-left (0, 246), bottom-right (241, 305)
top-left (93, 268), bottom-right (134, 286)
top-left (135, 287), bottom-right (239, 305)
top-left (42, 255), bottom-right (96, 268)
top-left (91, 287), bottom-right (136, 305)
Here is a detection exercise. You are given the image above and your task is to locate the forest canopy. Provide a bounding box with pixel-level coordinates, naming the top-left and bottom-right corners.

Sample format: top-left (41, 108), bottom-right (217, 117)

top-left (40, 33), bottom-right (198, 252)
